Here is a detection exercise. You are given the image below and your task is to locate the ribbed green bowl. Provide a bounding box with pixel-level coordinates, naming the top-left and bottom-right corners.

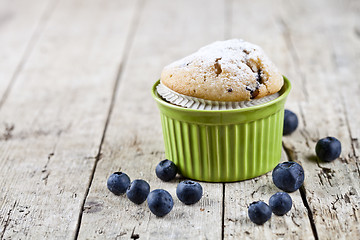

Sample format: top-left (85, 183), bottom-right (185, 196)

top-left (152, 77), bottom-right (291, 182)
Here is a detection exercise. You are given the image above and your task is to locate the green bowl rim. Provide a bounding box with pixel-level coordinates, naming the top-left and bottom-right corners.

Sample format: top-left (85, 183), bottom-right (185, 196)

top-left (151, 76), bottom-right (291, 113)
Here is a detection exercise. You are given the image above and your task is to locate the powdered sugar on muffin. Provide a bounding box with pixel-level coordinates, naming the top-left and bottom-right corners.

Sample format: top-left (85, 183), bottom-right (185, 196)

top-left (160, 39), bottom-right (283, 102)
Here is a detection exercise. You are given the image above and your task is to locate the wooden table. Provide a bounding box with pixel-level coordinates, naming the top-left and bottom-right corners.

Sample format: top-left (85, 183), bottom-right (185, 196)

top-left (0, 0), bottom-right (359, 239)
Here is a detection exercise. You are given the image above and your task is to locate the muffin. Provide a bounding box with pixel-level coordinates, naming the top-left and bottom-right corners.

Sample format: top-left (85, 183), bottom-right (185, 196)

top-left (152, 39), bottom-right (291, 182)
top-left (161, 39), bottom-right (283, 102)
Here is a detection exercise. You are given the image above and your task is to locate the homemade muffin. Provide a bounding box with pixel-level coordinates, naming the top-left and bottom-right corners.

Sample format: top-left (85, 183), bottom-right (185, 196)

top-left (160, 39), bottom-right (283, 102)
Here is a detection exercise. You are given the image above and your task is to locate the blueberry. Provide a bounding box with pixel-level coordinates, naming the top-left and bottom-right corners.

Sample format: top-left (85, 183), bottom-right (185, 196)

top-left (315, 137), bottom-right (341, 162)
top-left (283, 109), bottom-right (298, 135)
top-left (272, 161), bottom-right (305, 192)
top-left (155, 159), bottom-right (177, 182)
top-left (248, 201), bottom-right (272, 225)
top-left (147, 189), bottom-right (174, 217)
top-left (176, 180), bottom-right (203, 205)
top-left (126, 179), bottom-right (150, 204)
top-left (269, 192), bottom-right (292, 216)
top-left (107, 172), bottom-right (131, 195)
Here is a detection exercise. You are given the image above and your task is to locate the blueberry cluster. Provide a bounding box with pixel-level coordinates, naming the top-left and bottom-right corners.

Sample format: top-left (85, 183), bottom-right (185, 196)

top-left (248, 191), bottom-right (293, 225)
top-left (107, 159), bottom-right (203, 217)
top-left (247, 161), bottom-right (301, 225)
top-left (248, 110), bottom-right (343, 225)
top-left (106, 172), bottom-right (150, 204)
top-left (107, 109), bottom-right (343, 223)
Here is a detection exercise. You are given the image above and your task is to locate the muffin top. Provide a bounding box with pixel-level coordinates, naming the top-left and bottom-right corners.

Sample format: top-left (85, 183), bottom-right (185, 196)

top-left (160, 39), bottom-right (283, 102)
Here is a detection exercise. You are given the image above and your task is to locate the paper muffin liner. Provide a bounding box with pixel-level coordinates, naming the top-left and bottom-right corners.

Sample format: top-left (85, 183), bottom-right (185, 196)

top-left (156, 83), bottom-right (280, 110)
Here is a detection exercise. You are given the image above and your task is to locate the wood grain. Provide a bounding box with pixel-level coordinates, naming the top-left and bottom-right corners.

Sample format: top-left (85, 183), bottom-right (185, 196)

top-left (224, 151), bottom-right (313, 240)
top-left (280, 0), bottom-right (360, 239)
top-left (0, 0), bottom-right (54, 107)
top-left (0, 0), bottom-right (137, 238)
top-left (77, 0), bottom-right (226, 239)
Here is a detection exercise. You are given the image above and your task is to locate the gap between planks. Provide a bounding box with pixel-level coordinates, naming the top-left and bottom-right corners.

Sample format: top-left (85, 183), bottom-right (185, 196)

top-left (221, 183), bottom-right (225, 240)
top-left (282, 142), bottom-right (319, 240)
top-left (73, 0), bottom-right (145, 238)
top-left (221, 1), bottom-right (232, 239)
top-left (279, 9), bottom-right (320, 240)
top-left (0, 0), bottom-right (59, 109)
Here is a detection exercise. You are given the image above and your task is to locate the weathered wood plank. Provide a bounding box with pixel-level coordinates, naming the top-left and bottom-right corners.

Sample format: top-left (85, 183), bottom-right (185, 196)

top-left (223, 0), bottom-right (314, 239)
top-left (0, 0), bottom-right (137, 238)
top-left (326, 0), bottom-right (360, 159)
top-left (0, 0), bottom-right (53, 106)
top-left (224, 151), bottom-right (313, 239)
top-left (77, 0), bottom-right (226, 239)
top-left (280, 0), bottom-right (360, 239)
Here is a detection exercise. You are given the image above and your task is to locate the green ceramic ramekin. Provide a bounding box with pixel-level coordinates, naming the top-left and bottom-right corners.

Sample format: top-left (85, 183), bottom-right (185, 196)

top-left (152, 77), bottom-right (291, 182)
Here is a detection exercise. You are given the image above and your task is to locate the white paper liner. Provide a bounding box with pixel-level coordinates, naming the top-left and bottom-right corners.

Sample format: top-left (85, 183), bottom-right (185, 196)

top-left (156, 83), bottom-right (280, 110)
